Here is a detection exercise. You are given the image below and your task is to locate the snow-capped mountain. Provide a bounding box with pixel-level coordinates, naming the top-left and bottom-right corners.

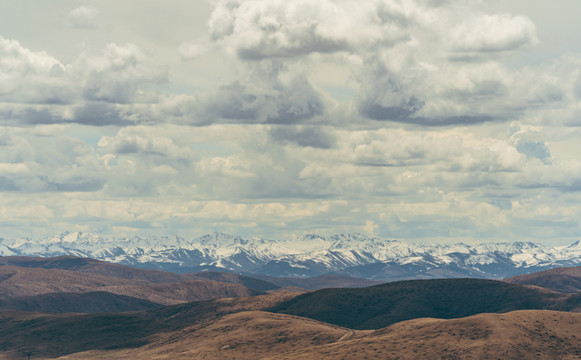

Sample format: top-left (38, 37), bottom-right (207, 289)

top-left (1, 232), bottom-right (580, 280)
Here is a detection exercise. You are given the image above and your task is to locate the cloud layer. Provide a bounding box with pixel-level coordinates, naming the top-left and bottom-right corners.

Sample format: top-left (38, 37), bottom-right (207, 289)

top-left (0, 0), bottom-right (580, 244)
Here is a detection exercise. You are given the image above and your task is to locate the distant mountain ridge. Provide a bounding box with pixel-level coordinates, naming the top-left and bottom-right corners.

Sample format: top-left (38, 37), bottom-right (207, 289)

top-left (1, 232), bottom-right (580, 280)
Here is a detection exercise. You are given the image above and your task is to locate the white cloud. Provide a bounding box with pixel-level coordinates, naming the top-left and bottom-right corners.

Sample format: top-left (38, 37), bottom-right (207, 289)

top-left (68, 6), bottom-right (99, 29)
top-left (0, 37), bottom-right (166, 126)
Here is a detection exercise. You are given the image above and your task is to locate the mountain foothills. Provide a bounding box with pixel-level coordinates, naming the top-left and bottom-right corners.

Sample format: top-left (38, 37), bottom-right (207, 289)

top-left (1, 232), bottom-right (580, 280)
top-left (505, 266), bottom-right (581, 293)
top-left (0, 254), bottom-right (580, 358)
top-left (0, 281), bottom-right (580, 359)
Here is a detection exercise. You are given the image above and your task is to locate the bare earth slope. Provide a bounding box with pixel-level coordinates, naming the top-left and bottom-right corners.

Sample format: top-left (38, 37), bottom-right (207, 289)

top-left (505, 266), bottom-right (581, 293)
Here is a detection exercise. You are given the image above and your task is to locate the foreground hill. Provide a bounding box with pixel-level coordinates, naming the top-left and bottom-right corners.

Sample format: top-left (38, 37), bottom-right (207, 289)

top-left (0, 293), bottom-right (300, 359)
top-left (0, 307), bottom-right (579, 359)
top-left (505, 266), bottom-right (581, 293)
top-left (268, 278), bottom-right (581, 329)
top-left (268, 311), bottom-right (581, 360)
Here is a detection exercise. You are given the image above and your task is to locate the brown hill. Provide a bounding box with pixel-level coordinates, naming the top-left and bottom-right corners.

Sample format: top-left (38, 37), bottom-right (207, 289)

top-left (268, 278), bottom-right (581, 329)
top-left (101, 280), bottom-right (264, 305)
top-left (0, 266), bottom-right (147, 298)
top-left (0, 292), bottom-right (161, 313)
top-left (0, 256), bottom-right (186, 283)
top-left (0, 292), bottom-right (300, 359)
top-left (252, 274), bottom-right (383, 290)
top-left (0, 266), bottom-right (265, 308)
top-left (505, 266), bottom-right (581, 293)
top-left (0, 256), bottom-right (280, 291)
top-left (269, 310), bottom-right (581, 360)
top-left (1, 309), bottom-right (579, 359)
top-left (188, 271), bottom-right (280, 291)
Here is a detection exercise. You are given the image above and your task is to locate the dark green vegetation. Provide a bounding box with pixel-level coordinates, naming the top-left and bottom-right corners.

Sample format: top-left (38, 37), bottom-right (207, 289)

top-left (0, 311), bottom-right (171, 357)
top-left (0, 292), bottom-right (161, 313)
top-left (268, 278), bottom-right (581, 329)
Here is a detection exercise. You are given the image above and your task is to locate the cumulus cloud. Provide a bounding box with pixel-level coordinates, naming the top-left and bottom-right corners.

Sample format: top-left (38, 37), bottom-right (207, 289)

top-left (449, 13), bottom-right (538, 54)
top-left (77, 43), bottom-right (166, 104)
top-left (207, 0), bottom-right (411, 59)
top-left (68, 6), bottom-right (99, 29)
top-left (0, 37), bottom-right (73, 104)
top-left (201, 0), bottom-right (546, 126)
top-left (0, 37), bottom-right (166, 126)
top-left (192, 75), bottom-right (325, 125)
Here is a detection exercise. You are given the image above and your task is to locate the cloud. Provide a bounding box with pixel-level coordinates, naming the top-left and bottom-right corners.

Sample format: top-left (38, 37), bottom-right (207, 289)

top-left (68, 6), bottom-right (99, 29)
top-left (0, 128), bottom-right (107, 193)
top-left (201, 1), bottom-right (545, 126)
top-left (78, 43), bottom-right (166, 104)
top-left (178, 41), bottom-right (211, 59)
top-left (193, 75), bottom-right (325, 125)
top-left (449, 13), bottom-right (538, 54)
top-left (269, 125), bottom-right (336, 148)
top-left (98, 127), bottom-right (195, 158)
top-left (0, 37), bottom-right (73, 105)
top-left (0, 37), bottom-right (166, 126)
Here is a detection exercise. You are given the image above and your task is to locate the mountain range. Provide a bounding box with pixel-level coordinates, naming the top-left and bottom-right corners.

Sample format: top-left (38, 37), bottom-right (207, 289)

top-left (1, 232), bottom-right (581, 280)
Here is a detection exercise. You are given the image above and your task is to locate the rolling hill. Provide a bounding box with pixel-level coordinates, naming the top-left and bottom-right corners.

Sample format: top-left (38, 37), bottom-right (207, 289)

top-left (505, 266), bottom-right (581, 293)
top-left (0, 265), bottom-right (265, 311)
top-left (0, 307), bottom-right (579, 359)
top-left (268, 278), bottom-right (581, 329)
top-left (0, 256), bottom-right (280, 291)
top-left (0, 292), bottom-right (161, 313)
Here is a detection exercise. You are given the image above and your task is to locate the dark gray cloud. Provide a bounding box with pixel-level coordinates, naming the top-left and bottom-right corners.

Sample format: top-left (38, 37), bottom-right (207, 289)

top-left (73, 102), bottom-right (147, 126)
top-left (359, 97), bottom-right (495, 126)
top-left (269, 126), bottom-right (335, 148)
top-left (47, 179), bottom-right (106, 192)
top-left (195, 77), bottom-right (325, 125)
top-left (359, 96), bottom-right (424, 121)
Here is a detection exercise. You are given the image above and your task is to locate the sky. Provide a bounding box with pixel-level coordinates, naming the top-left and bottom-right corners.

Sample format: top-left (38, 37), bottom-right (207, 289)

top-left (0, 0), bottom-right (580, 245)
